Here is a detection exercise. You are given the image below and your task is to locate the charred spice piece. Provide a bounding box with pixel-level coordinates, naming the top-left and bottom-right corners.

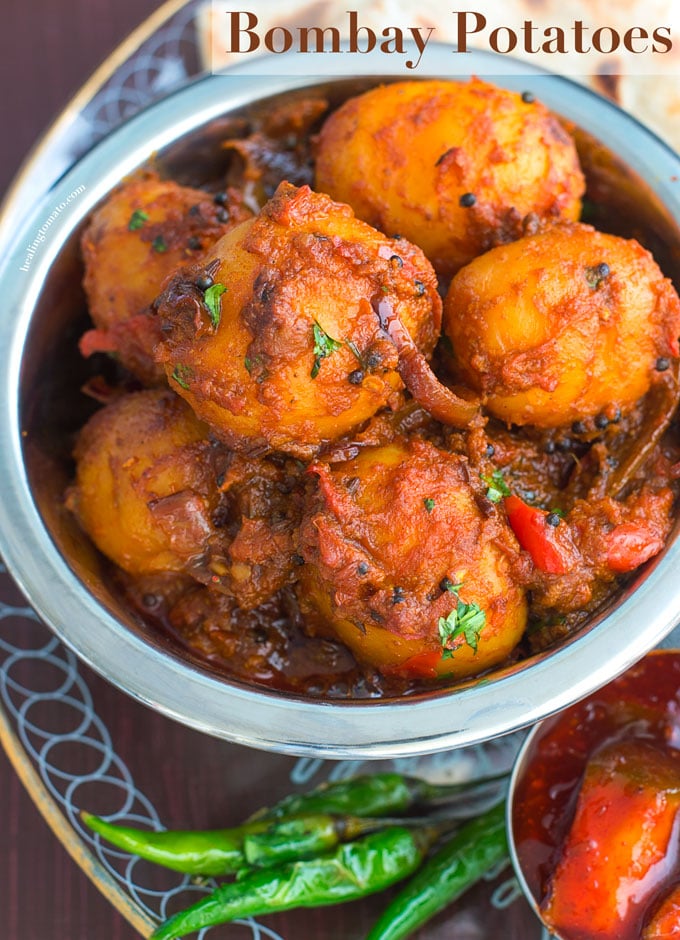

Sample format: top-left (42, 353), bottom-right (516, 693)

top-left (392, 586), bottom-right (406, 605)
top-left (585, 262), bottom-right (610, 288)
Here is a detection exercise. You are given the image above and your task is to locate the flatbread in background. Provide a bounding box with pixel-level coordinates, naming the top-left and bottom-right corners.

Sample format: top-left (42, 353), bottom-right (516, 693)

top-left (199, 0), bottom-right (680, 152)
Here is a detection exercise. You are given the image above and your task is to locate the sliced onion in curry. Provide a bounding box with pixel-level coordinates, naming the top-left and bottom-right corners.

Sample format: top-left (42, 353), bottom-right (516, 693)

top-left (372, 296), bottom-right (480, 429)
top-left (608, 361), bottom-right (680, 498)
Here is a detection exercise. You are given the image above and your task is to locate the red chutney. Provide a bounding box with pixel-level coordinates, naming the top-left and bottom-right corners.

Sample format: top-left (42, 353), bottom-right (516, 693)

top-left (511, 651), bottom-right (680, 940)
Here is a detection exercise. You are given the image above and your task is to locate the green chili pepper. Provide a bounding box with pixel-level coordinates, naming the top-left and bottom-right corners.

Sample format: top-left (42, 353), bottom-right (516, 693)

top-left (82, 812), bottom-right (261, 876)
top-left (242, 812), bottom-right (398, 868)
top-left (82, 810), bottom-right (412, 876)
top-left (254, 771), bottom-right (505, 822)
top-left (150, 825), bottom-right (439, 940)
top-left (364, 800), bottom-right (509, 940)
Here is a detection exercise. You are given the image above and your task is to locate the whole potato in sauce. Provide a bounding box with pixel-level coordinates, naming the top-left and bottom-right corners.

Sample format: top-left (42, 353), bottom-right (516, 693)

top-left (443, 222), bottom-right (680, 428)
top-left (80, 175), bottom-right (248, 383)
top-left (65, 80), bottom-right (680, 698)
top-left (155, 182), bottom-right (441, 458)
top-left (315, 78), bottom-right (584, 277)
top-left (67, 389), bottom-right (222, 577)
top-left (298, 438), bottom-right (528, 680)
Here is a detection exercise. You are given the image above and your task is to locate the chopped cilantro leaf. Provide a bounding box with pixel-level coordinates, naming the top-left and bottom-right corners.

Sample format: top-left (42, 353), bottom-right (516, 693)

top-left (152, 235), bottom-right (168, 253)
top-left (438, 583), bottom-right (486, 658)
top-left (203, 283), bottom-right (227, 329)
top-left (481, 469), bottom-right (511, 503)
top-left (128, 209), bottom-right (149, 231)
top-left (311, 321), bottom-right (343, 379)
top-left (172, 364), bottom-right (193, 390)
top-left (423, 498), bottom-right (436, 513)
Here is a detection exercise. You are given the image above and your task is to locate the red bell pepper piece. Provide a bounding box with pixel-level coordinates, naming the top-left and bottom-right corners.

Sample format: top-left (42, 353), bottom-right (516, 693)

top-left (387, 650), bottom-right (440, 680)
top-left (504, 495), bottom-right (578, 575)
top-left (606, 522), bottom-right (665, 574)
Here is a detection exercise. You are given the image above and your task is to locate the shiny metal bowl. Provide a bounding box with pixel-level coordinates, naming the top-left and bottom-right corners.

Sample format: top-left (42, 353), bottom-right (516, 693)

top-left (1, 48), bottom-right (679, 757)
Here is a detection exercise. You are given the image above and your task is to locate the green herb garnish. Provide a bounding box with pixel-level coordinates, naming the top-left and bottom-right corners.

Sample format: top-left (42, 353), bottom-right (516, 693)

top-left (423, 498), bottom-right (436, 513)
top-left (203, 283), bottom-right (227, 329)
top-left (152, 235), bottom-right (168, 253)
top-left (481, 470), bottom-right (511, 503)
top-left (311, 322), bottom-right (343, 379)
top-left (171, 364), bottom-right (193, 390)
top-left (438, 584), bottom-right (486, 658)
top-left (128, 209), bottom-right (149, 231)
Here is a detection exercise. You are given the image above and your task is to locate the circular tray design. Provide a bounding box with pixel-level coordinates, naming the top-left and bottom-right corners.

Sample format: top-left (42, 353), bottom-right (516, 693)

top-left (0, 557), bottom-right (546, 937)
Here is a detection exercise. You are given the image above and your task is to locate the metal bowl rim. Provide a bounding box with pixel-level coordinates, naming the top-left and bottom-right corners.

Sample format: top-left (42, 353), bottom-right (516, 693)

top-left (0, 48), bottom-right (679, 756)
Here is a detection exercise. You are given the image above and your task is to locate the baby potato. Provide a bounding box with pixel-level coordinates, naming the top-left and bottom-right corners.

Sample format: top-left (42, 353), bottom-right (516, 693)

top-left (443, 222), bottom-right (680, 428)
top-left (297, 438), bottom-right (527, 681)
top-left (81, 174), bottom-right (249, 383)
top-left (67, 389), bottom-right (222, 576)
top-left (155, 181), bottom-right (442, 458)
top-left (315, 78), bottom-right (584, 277)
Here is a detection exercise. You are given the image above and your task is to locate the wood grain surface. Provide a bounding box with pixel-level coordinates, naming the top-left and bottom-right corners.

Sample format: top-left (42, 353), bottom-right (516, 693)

top-left (0, 4), bottom-right (168, 936)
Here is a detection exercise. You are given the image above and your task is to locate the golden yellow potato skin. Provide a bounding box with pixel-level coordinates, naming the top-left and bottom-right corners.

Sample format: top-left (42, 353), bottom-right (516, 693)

top-left (315, 78), bottom-right (584, 277)
top-left (68, 389), bottom-right (221, 576)
top-left (298, 439), bottom-right (527, 680)
top-left (443, 222), bottom-right (680, 428)
top-left (155, 182), bottom-right (442, 458)
top-left (81, 174), bottom-right (248, 382)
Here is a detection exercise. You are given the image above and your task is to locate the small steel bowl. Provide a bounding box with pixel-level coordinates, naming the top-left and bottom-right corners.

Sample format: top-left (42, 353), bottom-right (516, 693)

top-left (1, 48), bottom-right (679, 757)
top-left (507, 649), bottom-right (680, 938)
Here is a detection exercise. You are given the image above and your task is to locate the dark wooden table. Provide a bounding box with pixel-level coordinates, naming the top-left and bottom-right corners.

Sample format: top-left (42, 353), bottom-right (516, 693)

top-left (0, 4), bottom-right (169, 936)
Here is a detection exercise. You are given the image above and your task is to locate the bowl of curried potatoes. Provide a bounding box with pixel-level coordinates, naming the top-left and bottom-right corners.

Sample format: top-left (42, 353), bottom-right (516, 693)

top-left (1, 48), bottom-right (680, 756)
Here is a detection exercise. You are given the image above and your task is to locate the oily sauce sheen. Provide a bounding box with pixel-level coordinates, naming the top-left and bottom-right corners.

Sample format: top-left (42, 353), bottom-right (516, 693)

top-left (66, 80), bottom-right (680, 699)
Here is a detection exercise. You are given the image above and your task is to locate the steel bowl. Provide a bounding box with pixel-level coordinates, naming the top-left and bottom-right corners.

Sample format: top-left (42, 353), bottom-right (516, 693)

top-left (1, 48), bottom-right (679, 757)
top-left (506, 649), bottom-right (680, 937)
